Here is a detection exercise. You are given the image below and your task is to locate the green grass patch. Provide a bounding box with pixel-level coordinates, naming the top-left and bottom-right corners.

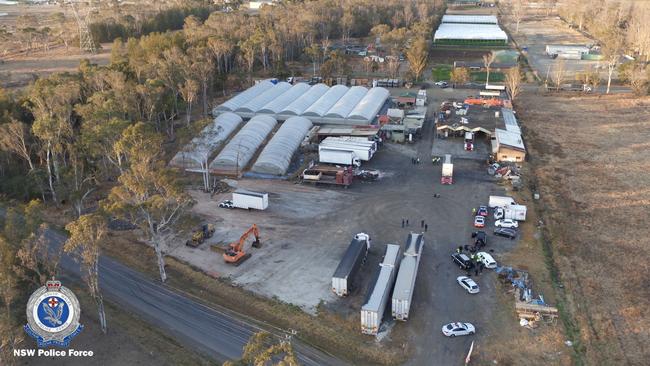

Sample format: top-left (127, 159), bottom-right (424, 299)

top-left (471, 71), bottom-right (505, 82)
top-left (432, 64), bottom-right (452, 81)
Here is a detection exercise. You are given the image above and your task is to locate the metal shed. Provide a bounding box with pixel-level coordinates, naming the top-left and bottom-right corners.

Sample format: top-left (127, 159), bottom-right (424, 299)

top-left (257, 83), bottom-right (311, 115)
top-left (251, 116), bottom-right (313, 175)
top-left (303, 85), bottom-right (349, 117)
top-left (279, 84), bottom-right (330, 116)
top-left (169, 112), bottom-right (243, 172)
top-left (213, 80), bottom-right (274, 113)
top-left (209, 115), bottom-right (278, 173)
top-left (323, 86), bottom-right (368, 119)
top-left (347, 87), bottom-right (390, 121)
top-left (235, 82), bottom-right (292, 114)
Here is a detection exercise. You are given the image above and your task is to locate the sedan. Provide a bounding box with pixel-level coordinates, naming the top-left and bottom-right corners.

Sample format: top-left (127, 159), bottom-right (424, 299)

top-left (494, 228), bottom-right (517, 239)
top-left (435, 81), bottom-right (449, 88)
top-left (456, 276), bottom-right (480, 294)
top-left (442, 322), bottom-right (476, 337)
top-left (477, 206), bottom-right (488, 217)
top-left (495, 219), bottom-right (518, 228)
top-left (473, 215), bottom-right (485, 228)
top-left (219, 200), bottom-right (234, 209)
top-left (477, 252), bottom-right (497, 269)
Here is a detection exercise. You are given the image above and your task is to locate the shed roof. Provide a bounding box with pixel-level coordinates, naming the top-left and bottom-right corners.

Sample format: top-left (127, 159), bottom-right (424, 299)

top-left (214, 80), bottom-right (274, 113)
top-left (348, 87), bottom-right (390, 121)
top-left (324, 86), bottom-right (368, 118)
top-left (434, 23), bottom-right (508, 41)
top-left (303, 85), bottom-right (349, 117)
top-left (258, 83), bottom-right (311, 114)
top-left (495, 128), bottom-right (525, 151)
top-left (279, 84), bottom-right (330, 116)
top-left (501, 108), bottom-right (521, 134)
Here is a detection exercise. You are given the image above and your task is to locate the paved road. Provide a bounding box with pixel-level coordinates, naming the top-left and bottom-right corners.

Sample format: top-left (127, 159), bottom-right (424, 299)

top-left (45, 230), bottom-right (344, 366)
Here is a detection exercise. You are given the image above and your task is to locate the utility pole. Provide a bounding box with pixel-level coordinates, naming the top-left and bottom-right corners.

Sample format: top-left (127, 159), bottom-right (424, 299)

top-left (70, 2), bottom-right (97, 54)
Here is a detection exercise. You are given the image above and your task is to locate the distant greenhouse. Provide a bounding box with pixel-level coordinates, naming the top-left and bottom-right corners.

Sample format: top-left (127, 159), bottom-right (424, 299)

top-left (251, 116), bottom-right (313, 176)
top-left (169, 112), bottom-right (243, 172)
top-left (434, 23), bottom-right (508, 45)
top-left (258, 83), bottom-right (311, 115)
top-left (279, 84), bottom-right (330, 116)
top-left (209, 115), bottom-right (278, 173)
top-left (213, 80), bottom-right (274, 113)
top-left (235, 82), bottom-right (292, 115)
top-left (303, 85), bottom-right (349, 117)
top-left (348, 87), bottom-right (390, 121)
top-left (323, 86), bottom-right (368, 119)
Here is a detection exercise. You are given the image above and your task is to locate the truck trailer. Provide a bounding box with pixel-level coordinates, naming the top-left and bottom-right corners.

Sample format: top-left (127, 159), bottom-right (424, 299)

top-left (392, 233), bottom-right (424, 321)
top-left (320, 141), bottom-right (374, 161)
top-left (361, 244), bottom-right (401, 335)
top-left (331, 233), bottom-right (371, 297)
top-left (494, 204), bottom-right (527, 221)
top-left (302, 165), bottom-right (353, 187)
top-left (322, 137), bottom-right (377, 153)
top-left (232, 190), bottom-right (269, 210)
top-left (441, 154), bottom-right (453, 184)
top-left (488, 195), bottom-right (516, 208)
top-left (318, 147), bottom-right (361, 167)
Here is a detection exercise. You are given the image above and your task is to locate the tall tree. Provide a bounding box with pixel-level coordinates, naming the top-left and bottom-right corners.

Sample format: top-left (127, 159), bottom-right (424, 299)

top-left (179, 79), bottom-right (199, 126)
top-left (0, 119), bottom-right (35, 171)
top-left (450, 67), bottom-right (470, 86)
top-left (511, 0), bottom-right (527, 33)
top-left (505, 66), bottom-right (523, 100)
top-left (602, 30), bottom-right (624, 94)
top-left (406, 37), bottom-right (429, 82)
top-left (64, 213), bottom-right (108, 333)
top-left (224, 331), bottom-right (299, 366)
top-left (482, 52), bottom-right (497, 87)
top-left (104, 123), bottom-right (192, 282)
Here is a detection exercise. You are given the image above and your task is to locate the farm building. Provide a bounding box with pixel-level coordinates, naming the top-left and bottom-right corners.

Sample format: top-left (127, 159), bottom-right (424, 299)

top-left (213, 81), bottom-right (390, 125)
top-left (434, 23), bottom-right (508, 45)
top-left (441, 15), bottom-right (498, 24)
top-left (492, 128), bottom-right (526, 162)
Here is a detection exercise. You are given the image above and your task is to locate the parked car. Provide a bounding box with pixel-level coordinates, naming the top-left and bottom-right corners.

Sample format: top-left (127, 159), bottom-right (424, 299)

top-left (452, 253), bottom-right (474, 270)
top-left (473, 215), bottom-right (485, 228)
top-left (476, 252), bottom-right (497, 269)
top-left (471, 231), bottom-right (487, 247)
top-left (435, 81), bottom-right (449, 88)
top-left (477, 205), bottom-right (488, 217)
top-left (456, 276), bottom-right (480, 294)
top-left (494, 228), bottom-right (517, 239)
top-left (495, 219), bottom-right (518, 228)
top-left (442, 322), bottom-right (475, 337)
top-left (219, 200), bottom-right (234, 209)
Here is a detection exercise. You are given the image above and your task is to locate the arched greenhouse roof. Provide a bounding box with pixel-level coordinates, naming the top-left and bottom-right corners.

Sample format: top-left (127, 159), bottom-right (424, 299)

top-left (251, 117), bottom-right (313, 176)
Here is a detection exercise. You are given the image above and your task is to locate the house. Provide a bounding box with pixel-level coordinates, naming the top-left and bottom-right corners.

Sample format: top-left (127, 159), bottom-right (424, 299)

top-left (492, 129), bottom-right (526, 162)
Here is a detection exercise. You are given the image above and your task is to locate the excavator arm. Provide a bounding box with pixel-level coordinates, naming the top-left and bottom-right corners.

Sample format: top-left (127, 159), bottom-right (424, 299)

top-left (223, 224), bottom-right (261, 265)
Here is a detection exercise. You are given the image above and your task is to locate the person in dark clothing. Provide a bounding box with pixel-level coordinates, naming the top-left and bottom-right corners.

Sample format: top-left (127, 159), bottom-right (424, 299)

top-left (474, 267), bottom-right (479, 276)
top-left (402, 218), bottom-right (405, 228)
top-left (456, 246), bottom-right (462, 253)
top-left (479, 262), bottom-right (484, 273)
top-left (424, 224), bottom-right (428, 232)
top-left (406, 219), bottom-right (409, 226)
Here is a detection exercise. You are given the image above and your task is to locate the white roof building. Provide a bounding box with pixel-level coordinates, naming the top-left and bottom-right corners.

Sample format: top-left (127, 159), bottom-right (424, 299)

top-left (303, 85), bottom-right (349, 117)
top-left (494, 128), bottom-right (525, 151)
top-left (258, 83), bottom-right (311, 115)
top-left (251, 116), bottom-right (312, 176)
top-left (324, 86), bottom-right (368, 119)
top-left (236, 82), bottom-right (292, 114)
top-left (441, 15), bottom-right (498, 24)
top-left (434, 23), bottom-right (508, 42)
top-left (501, 108), bottom-right (521, 134)
top-left (279, 84), bottom-right (330, 116)
top-left (214, 80), bottom-right (274, 113)
top-left (348, 87), bottom-right (390, 121)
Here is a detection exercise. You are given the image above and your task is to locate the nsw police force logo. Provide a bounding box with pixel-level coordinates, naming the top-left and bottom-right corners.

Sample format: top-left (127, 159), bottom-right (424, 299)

top-left (24, 279), bottom-right (83, 347)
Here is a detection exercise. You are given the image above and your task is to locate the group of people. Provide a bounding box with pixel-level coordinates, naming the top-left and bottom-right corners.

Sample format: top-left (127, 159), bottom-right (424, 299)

top-left (401, 218), bottom-right (428, 232)
top-left (410, 157), bottom-right (421, 165)
top-left (456, 246), bottom-right (485, 276)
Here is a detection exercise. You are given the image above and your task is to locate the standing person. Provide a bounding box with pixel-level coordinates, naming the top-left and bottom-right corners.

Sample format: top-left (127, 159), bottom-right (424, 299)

top-left (402, 218), bottom-right (405, 228)
top-left (417, 157), bottom-right (420, 164)
top-left (472, 207), bottom-right (477, 216)
top-left (457, 246), bottom-right (462, 253)
top-left (425, 224), bottom-right (428, 232)
top-left (474, 266), bottom-right (479, 276)
top-left (406, 219), bottom-right (409, 226)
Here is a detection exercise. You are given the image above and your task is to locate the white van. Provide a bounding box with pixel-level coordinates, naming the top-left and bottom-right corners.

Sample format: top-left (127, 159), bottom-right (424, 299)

top-left (488, 195), bottom-right (516, 208)
top-left (477, 252), bottom-right (497, 269)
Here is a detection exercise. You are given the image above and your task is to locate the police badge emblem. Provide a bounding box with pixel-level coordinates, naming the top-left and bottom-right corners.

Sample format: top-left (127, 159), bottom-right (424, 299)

top-left (24, 279), bottom-right (83, 347)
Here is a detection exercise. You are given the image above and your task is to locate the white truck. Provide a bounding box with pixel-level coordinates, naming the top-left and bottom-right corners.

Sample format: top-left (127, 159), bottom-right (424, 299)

top-left (441, 154), bottom-right (453, 184)
top-left (320, 141), bottom-right (374, 161)
top-left (318, 147), bottom-right (362, 167)
top-left (488, 195), bottom-right (516, 208)
top-left (232, 190), bottom-right (269, 210)
top-left (494, 204), bottom-right (527, 221)
top-left (322, 137), bottom-right (377, 153)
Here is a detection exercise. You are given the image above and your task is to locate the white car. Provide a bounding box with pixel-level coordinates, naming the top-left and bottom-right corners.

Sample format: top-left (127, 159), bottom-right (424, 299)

top-left (442, 322), bottom-right (475, 337)
top-left (476, 252), bottom-right (497, 269)
top-left (456, 276), bottom-right (480, 294)
top-left (495, 219), bottom-right (518, 228)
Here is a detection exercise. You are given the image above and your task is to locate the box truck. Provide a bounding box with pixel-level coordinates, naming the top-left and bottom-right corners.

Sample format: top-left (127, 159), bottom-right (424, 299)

top-left (392, 233), bottom-right (424, 321)
top-left (494, 204), bottom-right (527, 221)
top-left (332, 233), bottom-right (371, 297)
top-left (232, 190), bottom-right (268, 210)
top-left (361, 244), bottom-right (401, 335)
top-left (322, 137), bottom-right (377, 154)
top-left (488, 195), bottom-right (516, 208)
top-left (441, 154), bottom-right (453, 184)
top-left (318, 147), bottom-right (361, 167)
top-left (320, 141), bottom-right (374, 161)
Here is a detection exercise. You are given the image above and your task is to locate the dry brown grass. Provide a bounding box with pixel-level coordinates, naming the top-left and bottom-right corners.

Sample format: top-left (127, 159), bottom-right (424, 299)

top-left (517, 91), bottom-right (650, 365)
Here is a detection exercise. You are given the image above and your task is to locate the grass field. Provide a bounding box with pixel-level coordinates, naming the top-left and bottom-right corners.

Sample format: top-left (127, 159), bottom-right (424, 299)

top-left (517, 91), bottom-right (650, 365)
top-left (432, 64), bottom-right (452, 81)
top-left (471, 71), bottom-right (505, 82)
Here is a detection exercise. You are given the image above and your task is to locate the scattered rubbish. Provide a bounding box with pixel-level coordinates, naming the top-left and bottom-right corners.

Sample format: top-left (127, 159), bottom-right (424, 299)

top-left (565, 340), bottom-right (573, 347)
top-left (519, 318), bottom-right (529, 327)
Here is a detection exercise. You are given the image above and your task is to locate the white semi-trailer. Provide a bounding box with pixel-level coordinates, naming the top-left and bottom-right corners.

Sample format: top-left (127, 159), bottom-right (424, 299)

top-left (392, 233), bottom-right (424, 321)
top-left (318, 147), bottom-right (361, 167)
top-left (360, 244), bottom-right (401, 335)
top-left (232, 190), bottom-right (269, 210)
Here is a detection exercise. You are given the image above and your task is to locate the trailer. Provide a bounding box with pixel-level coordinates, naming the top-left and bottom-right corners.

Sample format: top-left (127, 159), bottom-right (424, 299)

top-left (488, 195), bottom-right (516, 208)
top-left (320, 141), bottom-right (374, 161)
top-left (441, 154), bottom-right (453, 184)
top-left (302, 165), bottom-right (354, 187)
top-left (232, 190), bottom-right (269, 210)
top-left (494, 204), bottom-right (527, 221)
top-left (318, 147), bottom-right (361, 167)
top-left (332, 233), bottom-right (371, 297)
top-left (322, 137), bottom-right (378, 153)
top-left (360, 244), bottom-right (401, 335)
top-left (392, 233), bottom-right (424, 321)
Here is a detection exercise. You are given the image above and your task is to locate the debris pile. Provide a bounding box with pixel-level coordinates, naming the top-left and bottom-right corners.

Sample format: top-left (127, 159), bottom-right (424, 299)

top-left (495, 266), bottom-right (558, 327)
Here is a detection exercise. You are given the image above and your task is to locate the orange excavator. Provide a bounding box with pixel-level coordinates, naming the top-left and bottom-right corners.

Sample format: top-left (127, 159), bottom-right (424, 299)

top-left (223, 224), bottom-right (261, 266)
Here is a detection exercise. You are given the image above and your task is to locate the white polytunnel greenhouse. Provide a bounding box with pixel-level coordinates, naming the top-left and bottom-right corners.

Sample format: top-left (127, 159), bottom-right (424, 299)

top-left (302, 85), bottom-right (349, 117)
top-left (213, 80), bottom-right (274, 113)
top-left (433, 23), bottom-right (508, 44)
top-left (323, 86), bottom-right (368, 119)
top-left (279, 83), bottom-right (330, 116)
top-left (235, 82), bottom-right (292, 115)
top-left (347, 87), bottom-right (390, 121)
top-left (441, 15), bottom-right (498, 24)
top-left (257, 83), bottom-right (311, 115)
top-left (251, 116), bottom-right (313, 176)
top-left (209, 115), bottom-right (278, 172)
top-left (169, 112), bottom-right (243, 171)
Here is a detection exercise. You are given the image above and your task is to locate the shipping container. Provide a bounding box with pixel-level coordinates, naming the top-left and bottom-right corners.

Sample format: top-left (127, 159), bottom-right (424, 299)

top-left (232, 190), bottom-right (269, 210)
top-left (361, 244), bottom-right (401, 335)
top-left (332, 233), bottom-right (371, 297)
top-left (392, 233), bottom-right (424, 321)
